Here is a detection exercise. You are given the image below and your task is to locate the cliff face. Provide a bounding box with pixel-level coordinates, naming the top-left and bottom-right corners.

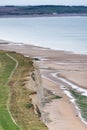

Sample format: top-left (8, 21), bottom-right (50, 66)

top-left (25, 61), bottom-right (45, 122)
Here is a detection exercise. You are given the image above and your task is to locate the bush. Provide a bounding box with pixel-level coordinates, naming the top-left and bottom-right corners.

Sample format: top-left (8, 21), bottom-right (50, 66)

top-left (25, 103), bottom-right (33, 109)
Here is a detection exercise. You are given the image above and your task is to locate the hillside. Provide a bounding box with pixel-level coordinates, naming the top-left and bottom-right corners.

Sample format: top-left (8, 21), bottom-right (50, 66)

top-left (0, 5), bottom-right (87, 17)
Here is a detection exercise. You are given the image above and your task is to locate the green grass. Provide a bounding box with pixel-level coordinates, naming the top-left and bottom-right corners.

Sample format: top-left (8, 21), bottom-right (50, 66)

top-left (0, 51), bottom-right (47, 130)
top-left (0, 51), bottom-right (20, 130)
top-left (70, 89), bottom-right (87, 121)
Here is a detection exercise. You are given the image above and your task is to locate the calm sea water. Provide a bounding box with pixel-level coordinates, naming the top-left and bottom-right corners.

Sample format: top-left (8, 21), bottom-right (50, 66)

top-left (0, 17), bottom-right (87, 54)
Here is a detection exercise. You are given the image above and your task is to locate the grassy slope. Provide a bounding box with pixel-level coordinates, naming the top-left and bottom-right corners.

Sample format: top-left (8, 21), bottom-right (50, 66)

top-left (0, 51), bottom-right (20, 130)
top-left (0, 51), bottom-right (47, 130)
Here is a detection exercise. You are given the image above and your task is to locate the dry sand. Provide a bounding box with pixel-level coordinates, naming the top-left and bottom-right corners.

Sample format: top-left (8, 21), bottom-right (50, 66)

top-left (0, 41), bottom-right (87, 130)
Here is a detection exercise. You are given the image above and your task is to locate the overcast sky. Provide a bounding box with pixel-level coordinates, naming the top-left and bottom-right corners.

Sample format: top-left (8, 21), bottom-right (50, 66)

top-left (0, 0), bottom-right (87, 6)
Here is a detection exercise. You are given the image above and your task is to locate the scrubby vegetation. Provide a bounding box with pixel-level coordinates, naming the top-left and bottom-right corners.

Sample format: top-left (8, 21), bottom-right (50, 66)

top-left (0, 51), bottom-right (47, 130)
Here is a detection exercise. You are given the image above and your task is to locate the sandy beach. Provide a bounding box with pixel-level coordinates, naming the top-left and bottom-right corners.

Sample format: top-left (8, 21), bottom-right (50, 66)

top-left (0, 41), bottom-right (87, 130)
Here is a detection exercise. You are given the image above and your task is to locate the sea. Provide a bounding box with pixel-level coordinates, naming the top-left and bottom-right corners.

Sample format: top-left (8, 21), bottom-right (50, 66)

top-left (0, 16), bottom-right (87, 54)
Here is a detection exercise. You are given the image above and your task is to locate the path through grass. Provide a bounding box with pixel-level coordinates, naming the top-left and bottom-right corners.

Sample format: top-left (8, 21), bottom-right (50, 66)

top-left (0, 51), bottom-right (47, 130)
top-left (0, 51), bottom-right (20, 130)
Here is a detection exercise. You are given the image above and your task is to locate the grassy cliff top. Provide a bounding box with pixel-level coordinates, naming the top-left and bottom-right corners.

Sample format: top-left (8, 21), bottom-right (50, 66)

top-left (0, 50), bottom-right (47, 130)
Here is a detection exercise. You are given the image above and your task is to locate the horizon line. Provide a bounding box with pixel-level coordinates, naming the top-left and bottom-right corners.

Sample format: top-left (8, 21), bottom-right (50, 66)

top-left (0, 4), bottom-right (87, 6)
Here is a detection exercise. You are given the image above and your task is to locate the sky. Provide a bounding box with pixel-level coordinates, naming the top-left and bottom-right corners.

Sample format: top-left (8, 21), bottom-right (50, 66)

top-left (0, 0), bottom-right (87, 6)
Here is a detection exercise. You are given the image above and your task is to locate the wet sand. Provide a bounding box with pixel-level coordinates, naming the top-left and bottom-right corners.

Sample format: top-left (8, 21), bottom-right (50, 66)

top-left (0, 40), bottom-right (87, 130)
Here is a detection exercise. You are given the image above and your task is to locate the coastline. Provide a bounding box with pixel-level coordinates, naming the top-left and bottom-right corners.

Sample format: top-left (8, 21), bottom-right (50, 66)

top-left (0, 13), bottom-right (87, 18)
top-left (0, 40), bottom-right (87, 130)
top-left (0, 39), bottom-right (87, 55)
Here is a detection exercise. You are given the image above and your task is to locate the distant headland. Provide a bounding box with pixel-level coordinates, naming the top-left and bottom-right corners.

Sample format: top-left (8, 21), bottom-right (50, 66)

top-left (0, 5), bottom-right (87, 17)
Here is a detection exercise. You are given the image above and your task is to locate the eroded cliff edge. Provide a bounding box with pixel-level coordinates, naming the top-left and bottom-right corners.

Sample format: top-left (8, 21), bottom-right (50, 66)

top-left (25, 60), bottom-right (46, 123)
top-left (0, 51), bottom-right (48, 130)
